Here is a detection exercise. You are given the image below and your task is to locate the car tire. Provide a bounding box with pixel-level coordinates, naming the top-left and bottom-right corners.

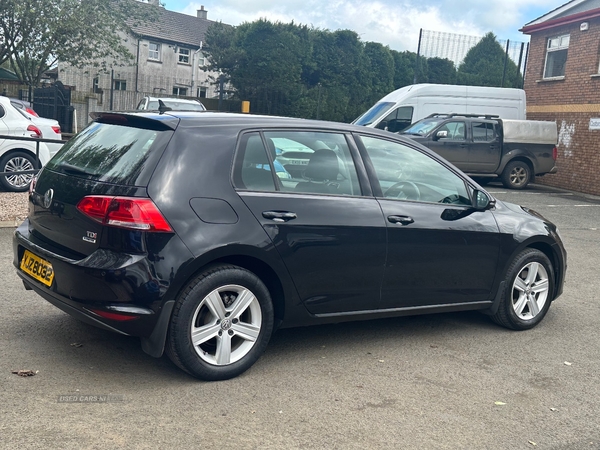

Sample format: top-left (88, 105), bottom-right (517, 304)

top-left (0, 151), bottom-right (37, 192)
top-left (166, 264), bottom-right (274, 380)
top-left (501, 160), bottom-right (531, 190)
top-left (492, 248), bottom-right (554, 330)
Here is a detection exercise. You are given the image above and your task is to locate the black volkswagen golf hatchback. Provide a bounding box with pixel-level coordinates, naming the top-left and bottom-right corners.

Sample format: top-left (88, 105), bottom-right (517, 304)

top-left (13, 111), bottom-right (566, 380)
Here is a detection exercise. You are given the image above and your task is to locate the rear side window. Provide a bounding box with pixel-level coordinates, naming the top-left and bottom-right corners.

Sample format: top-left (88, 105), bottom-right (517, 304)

top-left (472, 122), bottom-right (497, 142)
top-left (233, 133), bottom-right (278, 192)
top-left (233, 130), bottom-right (362, 196)
top-left (46, 121), bottom-right (173, 186)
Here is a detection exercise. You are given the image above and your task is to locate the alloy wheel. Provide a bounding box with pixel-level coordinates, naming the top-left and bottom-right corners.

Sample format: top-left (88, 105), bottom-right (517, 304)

top-left (190, 284), bottom-right (262, 366)
top-left (4, 156), bottom-right (34, 188)
top-left (511, 261), bottom-right (550, 321)
top-left (509, 166), bottom-right (528, 188)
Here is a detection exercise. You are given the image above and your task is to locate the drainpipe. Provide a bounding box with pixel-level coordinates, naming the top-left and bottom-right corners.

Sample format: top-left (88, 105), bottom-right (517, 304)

top-left (135, 37), bottom-right (140, 92)
top-left (191, 41), bottom-right (203, 97)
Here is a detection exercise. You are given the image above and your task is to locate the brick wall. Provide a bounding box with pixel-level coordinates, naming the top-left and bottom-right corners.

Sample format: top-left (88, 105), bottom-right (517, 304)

top-left (524, 17), bottom-right (600, 195)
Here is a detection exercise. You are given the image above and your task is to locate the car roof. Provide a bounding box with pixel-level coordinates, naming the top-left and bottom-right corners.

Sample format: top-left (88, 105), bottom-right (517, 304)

top-left (92, 111), bottom-right (421, 141)
top-left (145, 97), bottom-right (203, 103)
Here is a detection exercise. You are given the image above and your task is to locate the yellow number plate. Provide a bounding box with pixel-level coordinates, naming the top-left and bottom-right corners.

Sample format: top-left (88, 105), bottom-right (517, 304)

top-left (20, 250), bottom-right (54, 287)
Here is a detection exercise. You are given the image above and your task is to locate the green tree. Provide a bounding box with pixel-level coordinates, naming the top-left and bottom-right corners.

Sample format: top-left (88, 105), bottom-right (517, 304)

top-left (0, 0), bottom-right (156, 85)
top-left (426, 57), bottom-right (456, 84)
top-left (364, 42), bottom-right (394, 102)
top-left (390, 50), bottom-right (424, 89)
top-left (309, 29), bottom-right (371, 121)
top-left (205, 19), bottom-right (310, 117)
top-left (457, 32), bottom-right (522, 88)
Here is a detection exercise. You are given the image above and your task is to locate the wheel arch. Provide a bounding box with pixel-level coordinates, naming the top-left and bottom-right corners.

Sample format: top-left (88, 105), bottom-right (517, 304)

top-left (500, 155), bottom-right (534, 175)
top-left (499, 239), bottom-right (562, 300)
top-left (525, 241), bottom-right (563, 299)
top-left (142, 250), bottom-right (290, 359)
top-left (209, 255), bottom-right (286, 324)
top-left (169, 247), bottom-right (289, 325)
top-left (0, 147), bottom-right (41, 167)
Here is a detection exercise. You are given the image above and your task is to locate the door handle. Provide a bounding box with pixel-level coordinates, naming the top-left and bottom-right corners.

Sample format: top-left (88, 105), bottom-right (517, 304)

top-left (262, 211), bottom-right (297, 223)
top-left (387, 215), bottom-right (414, 225)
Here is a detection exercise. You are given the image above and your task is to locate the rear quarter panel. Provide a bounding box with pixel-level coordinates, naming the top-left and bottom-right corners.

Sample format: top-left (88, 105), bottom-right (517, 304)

top-left (147, 122), bottom-right (304, 323)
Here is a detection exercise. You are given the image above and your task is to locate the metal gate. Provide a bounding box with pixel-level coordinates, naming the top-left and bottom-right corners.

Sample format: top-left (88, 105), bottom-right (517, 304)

top-left (33, 81), bottom-right (75, 133)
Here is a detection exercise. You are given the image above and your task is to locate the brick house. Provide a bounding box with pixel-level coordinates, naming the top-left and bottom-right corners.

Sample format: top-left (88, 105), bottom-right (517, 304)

top-left (58, 2), bottom-right (222, 105)
top-left (521, 0), bottom-right (600, 195)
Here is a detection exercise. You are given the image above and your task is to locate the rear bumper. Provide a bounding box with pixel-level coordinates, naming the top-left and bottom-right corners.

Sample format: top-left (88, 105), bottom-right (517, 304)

top-left (13, 221), bottom-right (169, 338)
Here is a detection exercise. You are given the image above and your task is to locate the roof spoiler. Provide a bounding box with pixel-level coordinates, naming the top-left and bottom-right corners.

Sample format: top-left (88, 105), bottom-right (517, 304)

top-left (89, 112), bottom-right (179, 131)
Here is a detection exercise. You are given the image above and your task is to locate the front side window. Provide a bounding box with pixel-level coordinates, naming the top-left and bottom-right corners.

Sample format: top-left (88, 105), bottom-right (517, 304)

top-left (149, 42), bottom-right (161, 61)
top-left (360, 135), bottom-right (471, 205)
top-left (377, 106), bottom-right (414, 132)
top-left (544, 34), bottom-right (569, 78)
top-left (437, 121), bottom-right (466, 140)
top-left (178, 48), bottom-right (190, 64)
top-left (233, 131), bottom-right (361, 196)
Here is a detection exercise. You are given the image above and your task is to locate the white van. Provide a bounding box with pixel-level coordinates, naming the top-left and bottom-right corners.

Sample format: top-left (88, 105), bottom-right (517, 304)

top-left (353, 84), bottom-right (526, 133)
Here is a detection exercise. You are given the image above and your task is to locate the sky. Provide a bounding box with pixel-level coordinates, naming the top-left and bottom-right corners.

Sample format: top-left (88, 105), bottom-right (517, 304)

top-left (162, 0), bottom-right (569, 52)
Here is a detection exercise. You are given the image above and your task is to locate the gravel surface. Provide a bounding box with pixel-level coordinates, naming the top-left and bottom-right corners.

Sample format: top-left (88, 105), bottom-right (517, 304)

top-left (0, 192), bottom-right (28, 223)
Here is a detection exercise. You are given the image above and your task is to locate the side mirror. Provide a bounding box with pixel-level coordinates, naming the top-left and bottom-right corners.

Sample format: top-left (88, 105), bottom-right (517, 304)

top-left (472, 189), bottom-right (495, 210)
top-left (433, 130), bottom-right (448, 141)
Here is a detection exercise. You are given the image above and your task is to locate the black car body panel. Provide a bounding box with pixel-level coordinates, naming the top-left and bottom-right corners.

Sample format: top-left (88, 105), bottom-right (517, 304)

top-left (13, 111), bottom-right (567, 363)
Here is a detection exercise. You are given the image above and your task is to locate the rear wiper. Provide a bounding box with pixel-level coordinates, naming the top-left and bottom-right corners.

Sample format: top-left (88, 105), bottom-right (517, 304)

top-left (56, 162), bottom-right (98, 177)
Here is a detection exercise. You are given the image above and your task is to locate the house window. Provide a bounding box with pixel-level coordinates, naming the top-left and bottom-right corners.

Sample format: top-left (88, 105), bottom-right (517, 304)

top-left (197, 87), bottom-right (207, 98)
top-left (178, 48), bottom-right (190, 64)
top-left (92, 77), bottom-right (99, 93)
top-left (149, 42), bottom-right (161, 61)
top-left (114, 80), bottom-right (127, 91)
top-left (173, 87), bottom-right (187, 96)
top-left (198, 52), bottom-right (206, 67)
top-left (544, 34), bottom-right (569, 78)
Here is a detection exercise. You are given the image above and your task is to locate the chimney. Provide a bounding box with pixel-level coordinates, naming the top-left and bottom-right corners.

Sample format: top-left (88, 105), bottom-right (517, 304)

top-left (197, 5), bottom-right (207, 20)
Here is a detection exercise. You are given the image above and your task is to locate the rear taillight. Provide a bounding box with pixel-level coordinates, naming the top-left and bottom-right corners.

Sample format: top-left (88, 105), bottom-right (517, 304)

top-left (27, 124), bottom-right (42, 138)
top-left (552, 146), bottom-right (558, 161)
top-left (25, 107), bottom-right (39, 117)
top-left (76, 196), bottom-right (173, 232)
top-left (51, 125), bottom-right (61, 135)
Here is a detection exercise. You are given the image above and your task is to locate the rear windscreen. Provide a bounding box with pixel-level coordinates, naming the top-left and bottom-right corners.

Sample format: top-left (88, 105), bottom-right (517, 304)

top-left (46, 122), bottom-right (173, 186)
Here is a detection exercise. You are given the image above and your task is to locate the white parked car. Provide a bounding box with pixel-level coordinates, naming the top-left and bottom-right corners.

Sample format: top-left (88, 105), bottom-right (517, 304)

top-left (9, 98), bottom-right (63, 158)
top-left (0, 96), bottom-right (53, 191)
top-left (16, 109), bottom-right (63, 158)
top-left (136, 96), bottom-right (206, 111)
